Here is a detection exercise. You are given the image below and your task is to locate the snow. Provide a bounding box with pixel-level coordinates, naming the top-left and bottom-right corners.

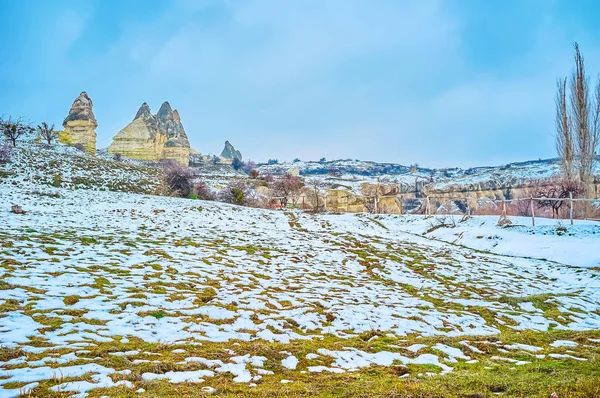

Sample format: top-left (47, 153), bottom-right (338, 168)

top-left (142, 370), bottom-right (213, 383)
top-left (550, 340), bottom-right (579, 348)
top-left (1, 146), bottom-right (599, 396)
top-left (281, 355), bottom-right (299, 370)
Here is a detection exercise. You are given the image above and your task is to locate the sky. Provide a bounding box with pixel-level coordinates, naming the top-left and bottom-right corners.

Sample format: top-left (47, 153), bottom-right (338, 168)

top-left (1, 0), bottom-right (600, 168)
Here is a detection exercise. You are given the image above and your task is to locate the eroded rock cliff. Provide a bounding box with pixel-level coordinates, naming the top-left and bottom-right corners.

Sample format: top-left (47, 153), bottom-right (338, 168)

top-left (108, 102), bottom-right (191, 165)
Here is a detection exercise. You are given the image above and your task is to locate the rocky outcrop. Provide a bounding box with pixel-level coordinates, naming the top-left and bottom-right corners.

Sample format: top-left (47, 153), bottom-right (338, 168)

top-left (60, 92), bottom-right (98, 155)
top-left (108, 101), bottom-right (191, 166)
top-left (220, 141), bottom-right (242, 162)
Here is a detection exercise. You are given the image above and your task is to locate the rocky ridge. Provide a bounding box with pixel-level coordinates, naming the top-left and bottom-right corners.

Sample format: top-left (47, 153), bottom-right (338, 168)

top-left (108, 101), bottom-right (192, 165)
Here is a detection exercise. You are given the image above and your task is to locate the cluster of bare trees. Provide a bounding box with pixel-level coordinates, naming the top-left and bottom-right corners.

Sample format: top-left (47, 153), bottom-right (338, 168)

top-left (555, 43), bottom-right (600, 198)
top-left (1, 117), bottom-right (58, 147)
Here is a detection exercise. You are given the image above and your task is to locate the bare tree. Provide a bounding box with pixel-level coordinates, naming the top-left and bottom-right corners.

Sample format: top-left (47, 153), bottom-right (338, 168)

top-left (0, 117), bottom-right (33, 147)
top-left (306, 177), bottom-right (326, 212)
top-left (360, 177), bottom-right (393, 213)
top-left (556, 77), bottom-right (575, 181)
top-left (37, 122), bottom-right (57, 146)
top-left (271, 174), bottom-right (304, 207)
top-left (570, 43), bottom-right (598, 194)
top-left (555, 42), bottom-right (600, 204)
top-left (532, 178), bottom-right (585, 218)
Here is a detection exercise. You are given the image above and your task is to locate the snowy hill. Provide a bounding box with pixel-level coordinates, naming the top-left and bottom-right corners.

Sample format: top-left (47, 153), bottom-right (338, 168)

top-left (2, 142), bottom-right (162, 194)
top-left (257, 157), bottom-right (600, 194)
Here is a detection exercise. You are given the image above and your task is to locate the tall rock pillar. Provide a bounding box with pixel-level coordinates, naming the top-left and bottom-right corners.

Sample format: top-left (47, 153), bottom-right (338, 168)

top-left (61, 92), bottom-right (98, 155)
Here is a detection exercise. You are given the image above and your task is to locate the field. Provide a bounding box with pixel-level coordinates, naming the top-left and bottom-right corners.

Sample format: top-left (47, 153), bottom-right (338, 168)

top-left (1, 146), bottom-right (600, 397)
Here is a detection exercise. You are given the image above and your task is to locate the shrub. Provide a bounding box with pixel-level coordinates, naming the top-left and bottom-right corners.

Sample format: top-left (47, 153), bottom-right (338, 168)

top-left (232, 157), bottom-right (244, 170)
top-left (243, 160), bottom-right (256, 173)
top-left (0, 143), bottom-right (12, 164)
top-left (114, 153), bottom-right (123, 162)
top-left (193, 182), bottom-right (215, 200)
top-left (74, 143), bottom-right (85, 152)
top-left (218, 180), bottom-right (252, 206)
top-left (267, 159), bottom-right (278, 165)
top-left (248, 169), bottom-right (259, 179)
top-left (162, 160), bottom-right (194, 197)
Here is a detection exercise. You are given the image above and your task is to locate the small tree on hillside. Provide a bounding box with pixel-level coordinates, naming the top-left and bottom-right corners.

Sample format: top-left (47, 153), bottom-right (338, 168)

top-left (306, 177), bottom-right (326, 212)
top-left (1, 117), bottom-right (33, 147)
top-left (271, 174), bottom-right (303, 207)
top-left (37, 122), bottom-right (57, 146)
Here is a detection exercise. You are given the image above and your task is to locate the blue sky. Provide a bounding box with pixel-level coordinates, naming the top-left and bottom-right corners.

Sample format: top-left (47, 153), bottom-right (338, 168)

top-left (1, 0), bottom-right (600, 167)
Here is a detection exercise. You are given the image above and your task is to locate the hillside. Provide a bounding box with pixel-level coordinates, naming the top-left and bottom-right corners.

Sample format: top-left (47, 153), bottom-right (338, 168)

top-left (1, 144), bottom-right (600, 397)
top-left (2, 143), bottom-right (162, 194)
top-left (257, 158), bottom-right (600, 194)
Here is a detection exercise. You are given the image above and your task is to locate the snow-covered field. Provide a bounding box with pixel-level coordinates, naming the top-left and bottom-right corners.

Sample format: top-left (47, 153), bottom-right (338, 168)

top-left (1, 179), bottom-right (600, 396)
top-left (1, 146), bottom-right (600, 397)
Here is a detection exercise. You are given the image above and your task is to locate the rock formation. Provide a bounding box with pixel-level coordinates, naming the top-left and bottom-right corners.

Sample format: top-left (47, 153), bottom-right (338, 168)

top-left (220, 140), bottom-right (242, 163)
top-left (60, 92), bottom-right (98, 155)
top-left (108, 101), bottom-right (191, 166)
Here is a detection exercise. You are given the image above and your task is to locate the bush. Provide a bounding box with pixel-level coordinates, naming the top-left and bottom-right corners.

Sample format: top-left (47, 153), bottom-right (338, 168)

top-left (267, 159), bottom-right (278, 165)
top-left (114, 153), bottom-right (123, 162)
top-left (162, 160), bottom-right (194, 197)
top-left (74, 143), bottom-right (85, 152)
top-left (243, 160), bottom-right (257, 173)
top-left (248, 169), bottom-right (259, 179)
top-left (232, 157), bottom-right (244, 170)
top-left (218, 180), bottom-right (251, 206)
top-left (0, 143), bottom-right (12, 164)
top-left (193, 182), bottom-right (214, 200)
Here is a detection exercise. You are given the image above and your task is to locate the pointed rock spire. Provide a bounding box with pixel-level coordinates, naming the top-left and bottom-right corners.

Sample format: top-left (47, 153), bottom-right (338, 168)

top-left (221, 140), bottom-right (242, 161)
top-left (157, 101), bottom-right (173, 122)
top-left (134, 102), bottom-right (152, 120)
top-left (63, 91), bottom-right (97, 127)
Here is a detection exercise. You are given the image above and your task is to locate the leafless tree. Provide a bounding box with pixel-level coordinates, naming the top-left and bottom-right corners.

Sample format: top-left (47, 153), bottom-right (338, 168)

top-left (0, 117), bottom-right (33, 147)
top-left (306, 177), bottom-right (326, 212)
top-left (556, 77), bottom-right (575, 181)
top-left (360, 177), bottom-right (395, 213)
top-left (37, 122), bottom-right (57, 146)
top-left (532, 178), bottom-right (585, 218)
top-left (271, 174), bottom-right (304, 207)
top-left (555, 43), bottom-right (600, 204)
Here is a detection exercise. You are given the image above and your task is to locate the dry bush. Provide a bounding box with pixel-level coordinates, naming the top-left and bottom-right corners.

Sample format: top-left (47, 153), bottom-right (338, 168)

top-left (217, 180), bottom-right (252, 206)
top-left (162, 160), bottom-right (194, 197)
top-left (0, 142), bottom-right (12, 164)
top-left (192, 182), bottom-right (215, 200)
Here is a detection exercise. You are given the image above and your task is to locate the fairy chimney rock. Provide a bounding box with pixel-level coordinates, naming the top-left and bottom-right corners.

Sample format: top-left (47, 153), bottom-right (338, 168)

top-left (61, 92), bottom-right (98, 155)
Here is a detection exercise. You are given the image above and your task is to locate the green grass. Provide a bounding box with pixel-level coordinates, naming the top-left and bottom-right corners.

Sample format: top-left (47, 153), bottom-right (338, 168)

top-left (18, 330), bottom-right (600, 398)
